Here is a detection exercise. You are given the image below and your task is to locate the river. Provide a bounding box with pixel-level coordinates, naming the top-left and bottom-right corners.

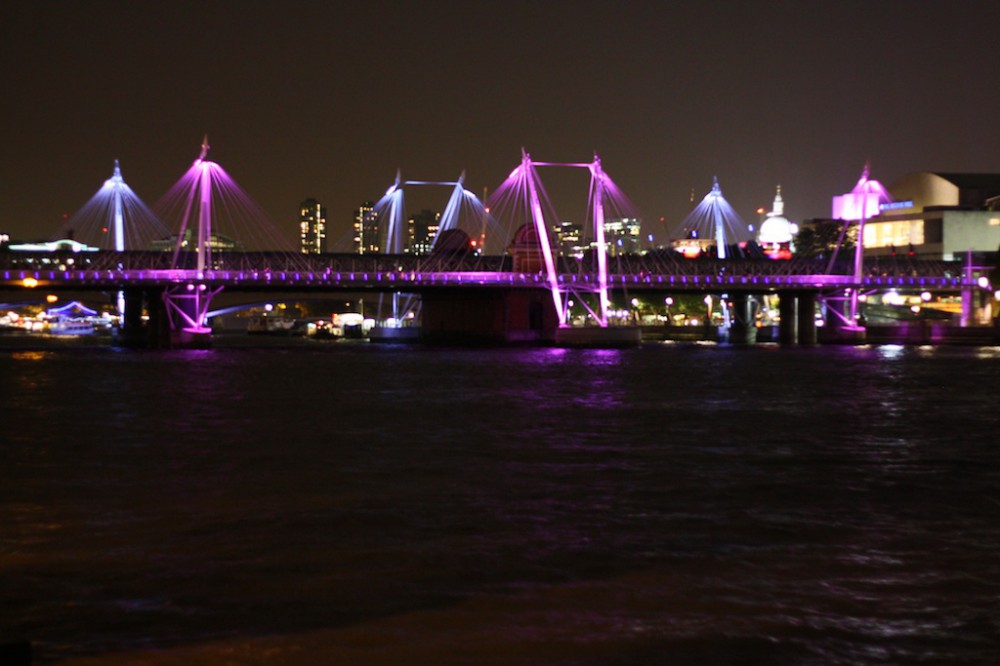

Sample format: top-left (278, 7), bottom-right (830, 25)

top-left (2, 336), bottom-right (999, 664)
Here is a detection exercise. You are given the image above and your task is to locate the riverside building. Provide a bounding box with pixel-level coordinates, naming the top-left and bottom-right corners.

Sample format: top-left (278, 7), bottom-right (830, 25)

top-left (863, 172), bottom-right (1000, 260)
top-left (299, 198), bottom-right (326, 254)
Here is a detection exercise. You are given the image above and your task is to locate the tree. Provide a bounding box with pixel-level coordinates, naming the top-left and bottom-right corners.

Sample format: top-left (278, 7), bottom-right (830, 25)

top-left (795, 218), bottom-right (856, 259)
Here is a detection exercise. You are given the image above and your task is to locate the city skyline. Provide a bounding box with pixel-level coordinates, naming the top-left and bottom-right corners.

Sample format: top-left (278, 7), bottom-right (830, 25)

top-left (3, 1), bottom-right (999, 248)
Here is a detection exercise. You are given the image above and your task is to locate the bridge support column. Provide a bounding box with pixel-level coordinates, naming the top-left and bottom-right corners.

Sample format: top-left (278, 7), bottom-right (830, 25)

top-left (778, 291), bottom-right (797, 345)
top-left (117, 288), bottom-right (146, 348)
top-left (147, 289), bottom-right (172, 349)
top-left (421, 288), bottom-right (557, 345)
top-left (728, 294), bottom-right (757, 345)
top-left (796, 292), bottom-right (817, 345)
top-left (820, 294), bottom-right (865, 344)
top-left (823, 295), bottom-right (845, 336)
top-left (960, 285), bottom-right (975, 327)
top-left (114, 287), bottom-right (173, 349)
top-left (162, 285), bottom-right (217, 349)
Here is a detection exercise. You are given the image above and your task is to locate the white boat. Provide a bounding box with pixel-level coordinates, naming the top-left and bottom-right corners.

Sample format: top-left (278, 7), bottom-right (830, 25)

top-left (247, 315), bottom-right (296, 335)
top-left (47, 317), bottom-right (94, 335)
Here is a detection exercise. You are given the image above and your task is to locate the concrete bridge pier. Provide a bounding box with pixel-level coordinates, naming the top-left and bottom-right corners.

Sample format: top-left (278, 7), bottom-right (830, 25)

top-left (820, 294), bottom-right (865, 344)
top-left (796, 291), bottom-right (817, 345)
top-left (778, 291), bottom-right (797, 345)
top-left (147, 289), bottom-right (172, 349)
top-left (822, 295), bottom-right (844, 336)
top-left (116, 287), bottom-right (146, 348)
top-left (728, 293), bottom-right (757, 345)
top-left (421, 288), bottom-right (557, 345)
top-left (960, 284), bottom-right (976, 327)
top-left (116, 287), bottom-right (173, 348)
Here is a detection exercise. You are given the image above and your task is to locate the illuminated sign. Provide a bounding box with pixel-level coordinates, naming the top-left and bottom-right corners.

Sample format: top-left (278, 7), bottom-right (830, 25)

top-left (879, 200), bottom-right (913, 211)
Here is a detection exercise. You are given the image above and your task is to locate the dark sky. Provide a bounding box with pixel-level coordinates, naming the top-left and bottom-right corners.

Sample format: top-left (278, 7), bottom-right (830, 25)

top-left (3, 0), bottom-right (999, 248)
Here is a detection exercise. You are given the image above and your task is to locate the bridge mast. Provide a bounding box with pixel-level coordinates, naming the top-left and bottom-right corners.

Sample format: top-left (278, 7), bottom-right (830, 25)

top-left (711, 177), bottom-right (728, 259)
top-left (196, 135), bottom-right (212, 273)
top-left (110, 160), bottom-right (126, 253)
top-left (522, 150), bottom-right (566, 324)
top-left (591, 154), bottom-right (609, 326)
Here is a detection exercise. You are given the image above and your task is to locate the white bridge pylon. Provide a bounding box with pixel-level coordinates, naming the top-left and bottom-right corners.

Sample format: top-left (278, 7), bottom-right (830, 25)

top-left (497, 149), bottom-right (635, 328)
top-left (374, 169), bottom-right (493, 255)
top-left (373, 170), bottom-right (495, 323)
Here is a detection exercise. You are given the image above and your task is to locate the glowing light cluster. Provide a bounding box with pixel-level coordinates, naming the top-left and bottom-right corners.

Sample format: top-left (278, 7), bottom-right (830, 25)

top-left (670, 177), bottom-right (751, 259)
top-left (61, 161), bottom-right (169, 252)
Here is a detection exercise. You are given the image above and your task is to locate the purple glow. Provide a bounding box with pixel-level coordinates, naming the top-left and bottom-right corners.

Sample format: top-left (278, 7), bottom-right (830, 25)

top-left (832, 162), bottom-right (893, 221)
top-left (488, 150), bottom-right (638, 327)
top-left (154, 138), bottom-right (297, 258)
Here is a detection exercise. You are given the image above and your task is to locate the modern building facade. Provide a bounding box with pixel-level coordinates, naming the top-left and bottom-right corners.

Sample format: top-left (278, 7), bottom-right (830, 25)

top-left (353, 201), bottom-right (379, 254)
top-left (408, 209), bottom-right (440, 255)
top-left (554, 221), bottom-right (586, 258)
top-left (603, 217), bottom-right (641, 256)
top-left (863, 172), bottom-right (1000, 260)
top-left (298, 198), bottom-right (326, 254)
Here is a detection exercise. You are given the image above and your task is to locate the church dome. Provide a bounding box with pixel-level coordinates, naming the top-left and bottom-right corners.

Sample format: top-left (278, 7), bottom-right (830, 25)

top-left (758, 216), bottom-right (795, 244)
top-left (757, 185), bottom-right (798, 245)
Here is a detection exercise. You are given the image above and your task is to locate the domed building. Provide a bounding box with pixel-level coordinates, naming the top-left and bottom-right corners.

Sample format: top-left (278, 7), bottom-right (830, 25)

top-left (757, 186), bottom-right (798, 259)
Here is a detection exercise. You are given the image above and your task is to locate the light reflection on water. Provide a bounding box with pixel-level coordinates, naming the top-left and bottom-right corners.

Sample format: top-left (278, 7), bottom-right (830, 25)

top-left (1, 340), bottom-right (999, 663)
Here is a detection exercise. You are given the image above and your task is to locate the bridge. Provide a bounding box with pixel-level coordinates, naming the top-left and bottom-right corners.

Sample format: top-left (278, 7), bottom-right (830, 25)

top-left (1, 142), bottom-right (993, 347)
top-left (1, 248), bottom-right (987, 346)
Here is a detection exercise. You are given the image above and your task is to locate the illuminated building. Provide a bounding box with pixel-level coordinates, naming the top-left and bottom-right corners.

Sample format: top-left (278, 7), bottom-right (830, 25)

top-left (861, 172), bottom-right (1000, 260)
top-left (408, 209), bottom-right (440, 255)
top-left (602, 217), bottom-right (641, 256)
top-left (757, 185), bottom-right (798, 259)
top-left (8, 238), bottom-right (99, 252)
top-left (151, 231), bottom-right (243, 252)
top-left (298, 198), bottom-right (326, 254)
top-left (554, 221), bottom-right (586, 258)
top-left (353, 200), bottom-right (379, 254)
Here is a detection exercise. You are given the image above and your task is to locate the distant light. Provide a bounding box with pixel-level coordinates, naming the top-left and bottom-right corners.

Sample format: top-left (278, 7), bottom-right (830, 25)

top-left (22, 277), bottom-right (38, 288)
top-left (910, 305), bottom-right (921, 314)
top-left (920, 291), bottom-right (932, 301)
top-left (46, 294), bottom-right (58, 303)
top-left (977, 276), bottom-right (989, 289)
top-left (665, 297), bottom-right (673, 306)
top-left (264, 304), bottom-right (273, 312)
top-left (756, 207), bottom-right (766, 215)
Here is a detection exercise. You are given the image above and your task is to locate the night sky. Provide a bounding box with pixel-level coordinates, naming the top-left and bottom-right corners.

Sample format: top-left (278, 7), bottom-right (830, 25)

top-left (3, 0), bottom-right (999, 249)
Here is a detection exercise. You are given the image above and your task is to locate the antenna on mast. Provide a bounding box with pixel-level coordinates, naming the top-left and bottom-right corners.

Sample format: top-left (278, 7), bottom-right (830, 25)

top-left (199, 135), bottom-right (210, 161)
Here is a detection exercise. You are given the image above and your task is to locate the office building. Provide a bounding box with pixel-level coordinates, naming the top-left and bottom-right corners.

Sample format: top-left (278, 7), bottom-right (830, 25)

top-left (354, 201), bottom-right (379, 254)
top-left (299, 198), bottom-right (326, 254)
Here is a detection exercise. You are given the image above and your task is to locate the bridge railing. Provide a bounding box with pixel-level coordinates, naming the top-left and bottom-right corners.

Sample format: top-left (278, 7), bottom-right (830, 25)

top-left (0, 249), bottom-right (972, 282)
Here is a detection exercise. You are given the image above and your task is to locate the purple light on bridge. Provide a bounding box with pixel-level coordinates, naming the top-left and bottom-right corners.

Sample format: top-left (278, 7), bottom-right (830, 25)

top-left (832, 162), bottom-right (892, 222)
top-left (154, 137), bottom-right (296, 260)
top-left (488, 150), bottom-right (638, 327)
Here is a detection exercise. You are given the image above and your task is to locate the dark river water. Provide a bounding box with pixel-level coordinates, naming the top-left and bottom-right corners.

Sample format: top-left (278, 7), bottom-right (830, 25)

top-left (2, 336), bottom-right (999, 664)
